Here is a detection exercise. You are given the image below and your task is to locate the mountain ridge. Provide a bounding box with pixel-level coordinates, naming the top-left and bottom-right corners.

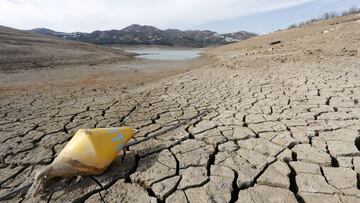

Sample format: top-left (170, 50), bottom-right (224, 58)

top-left (30, 24), bottom-right (257, 48)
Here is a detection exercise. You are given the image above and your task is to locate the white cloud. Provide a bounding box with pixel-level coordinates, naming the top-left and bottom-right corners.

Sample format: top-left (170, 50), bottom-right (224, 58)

top-left (0, 0), bottom-right (316, 32)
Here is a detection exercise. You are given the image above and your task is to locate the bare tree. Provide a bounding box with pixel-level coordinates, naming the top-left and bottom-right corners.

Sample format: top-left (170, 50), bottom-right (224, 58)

top-left (287, 6), bottom-right (360, 30)
top-left (323, 13), bottom-right (330, 20)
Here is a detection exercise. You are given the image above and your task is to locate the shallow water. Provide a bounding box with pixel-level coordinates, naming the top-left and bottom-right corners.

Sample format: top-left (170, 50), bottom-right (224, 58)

top-left (123, 47), bottom-right (201, 60)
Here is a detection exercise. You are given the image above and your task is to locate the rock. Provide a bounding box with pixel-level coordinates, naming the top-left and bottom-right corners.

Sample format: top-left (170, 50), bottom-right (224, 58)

top-left (178, 167), bottom-right (208, 189)
top-left (296, 173), bottom-right (338, 194)
top-left (236, 185), bottom-right (297, 203)
top-left (292, 144), bottom-right (332, 166)
top-left (257, 160), bottom-right (290, 188)
top-left (289, 161), bottom-right (321, 174)
top-left (151, 176), bottom-right (181, 200)
top-left (86, 180), bottom-right (157, 203)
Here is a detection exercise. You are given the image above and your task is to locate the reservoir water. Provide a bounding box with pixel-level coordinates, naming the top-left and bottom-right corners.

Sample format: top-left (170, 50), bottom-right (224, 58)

top-left (119, 47), bottom-right (202, 60)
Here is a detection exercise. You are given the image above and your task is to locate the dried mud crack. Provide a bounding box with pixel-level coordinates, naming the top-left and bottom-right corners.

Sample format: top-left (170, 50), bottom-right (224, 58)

top-left (1, 13), bottom-right (360, 203)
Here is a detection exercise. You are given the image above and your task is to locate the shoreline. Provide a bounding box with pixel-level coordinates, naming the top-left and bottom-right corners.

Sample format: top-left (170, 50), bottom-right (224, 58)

top-left (0, 53), bottom-right (215, 94)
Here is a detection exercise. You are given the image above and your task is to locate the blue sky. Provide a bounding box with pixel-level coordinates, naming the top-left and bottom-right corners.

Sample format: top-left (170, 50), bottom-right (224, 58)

top-left (195, 0), bottom-right (360, 33)
top-left (0, 0), bottom-right (359, 33)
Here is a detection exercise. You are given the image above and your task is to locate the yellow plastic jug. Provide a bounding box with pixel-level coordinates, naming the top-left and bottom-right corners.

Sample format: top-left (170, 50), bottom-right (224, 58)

top-left (31, 127), bottom-right (134, 195)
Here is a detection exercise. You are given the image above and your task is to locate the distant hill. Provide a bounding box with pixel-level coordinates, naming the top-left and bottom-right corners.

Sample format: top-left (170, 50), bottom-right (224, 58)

top-left (30, 25), bottom-right (257, 48)
top-left (0, 25), bottom-right (133, 72)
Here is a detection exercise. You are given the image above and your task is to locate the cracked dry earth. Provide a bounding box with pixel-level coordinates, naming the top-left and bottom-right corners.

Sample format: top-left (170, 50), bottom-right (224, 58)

top-left (2, 15), bottom-right (360, 203)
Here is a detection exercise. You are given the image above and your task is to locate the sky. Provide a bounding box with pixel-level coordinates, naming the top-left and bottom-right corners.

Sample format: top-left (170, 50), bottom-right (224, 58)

top-left (0, 0), bottom-right (359, 34)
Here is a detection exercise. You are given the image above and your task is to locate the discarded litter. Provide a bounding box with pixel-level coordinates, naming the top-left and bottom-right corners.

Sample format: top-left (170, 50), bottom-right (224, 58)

top-left (30, 127), bottom-right (134, 195)
top-left (270, 40), bottom-right (281, 45)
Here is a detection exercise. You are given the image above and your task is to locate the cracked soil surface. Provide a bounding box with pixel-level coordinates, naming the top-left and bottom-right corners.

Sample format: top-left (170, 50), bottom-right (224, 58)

top-left (1, 13), bottom-right (360, 203)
